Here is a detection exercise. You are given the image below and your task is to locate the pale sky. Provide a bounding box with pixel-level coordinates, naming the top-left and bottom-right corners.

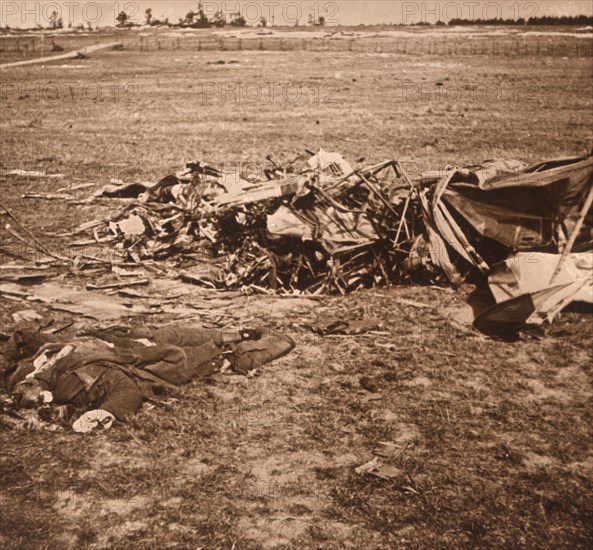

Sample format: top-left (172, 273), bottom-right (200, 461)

top-left (1, 1), bottom-right (592, 28)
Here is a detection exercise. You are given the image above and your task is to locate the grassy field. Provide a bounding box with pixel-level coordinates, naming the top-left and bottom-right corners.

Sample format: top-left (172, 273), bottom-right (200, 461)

top-left (1, 27), bottom-right (593, 549)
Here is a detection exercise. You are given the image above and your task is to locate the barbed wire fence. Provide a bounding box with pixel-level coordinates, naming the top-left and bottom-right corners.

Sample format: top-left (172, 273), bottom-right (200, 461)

top-left (1, 35), bottom-right (592, 59)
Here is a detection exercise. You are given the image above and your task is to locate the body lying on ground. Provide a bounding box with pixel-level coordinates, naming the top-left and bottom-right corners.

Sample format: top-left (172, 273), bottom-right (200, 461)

top-left (3, 323), bottom-right (295, 432)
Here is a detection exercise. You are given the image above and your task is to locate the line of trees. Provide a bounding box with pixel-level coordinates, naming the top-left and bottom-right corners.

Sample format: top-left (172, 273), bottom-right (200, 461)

top-left (439, 15), bottom-right (593, 26)
top-left (117, 2), bottom-right (249, 29)
top-left (117, 1), bottom-right (326, 29)
top-left (112, 10), bottom-right (593, 29)
top-left (6, 5), bottom-right (593, 32)
top-left (36, 9), bottom-right (91, 30)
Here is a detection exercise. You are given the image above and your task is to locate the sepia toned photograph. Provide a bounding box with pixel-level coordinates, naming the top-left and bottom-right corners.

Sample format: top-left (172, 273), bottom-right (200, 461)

top-left (1, 1), bottom-right (592, 548)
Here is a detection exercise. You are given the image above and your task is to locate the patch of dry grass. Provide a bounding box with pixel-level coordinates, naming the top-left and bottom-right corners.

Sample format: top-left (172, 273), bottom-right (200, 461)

top-left (1, 27), bottom-right (593, 549)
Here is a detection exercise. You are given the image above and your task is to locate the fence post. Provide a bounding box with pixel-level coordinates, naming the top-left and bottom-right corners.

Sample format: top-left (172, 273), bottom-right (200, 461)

top-left (220, 38), bottom-right (224, 51)
top-left (238, 39), bottom-right (242, 50)
top-left (198, 39), bottom-right (201, 51)
top-left (260, 38), bottom-right (263, 50)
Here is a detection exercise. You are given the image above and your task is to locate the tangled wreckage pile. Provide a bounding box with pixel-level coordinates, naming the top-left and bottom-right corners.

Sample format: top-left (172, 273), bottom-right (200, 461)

top-left (89, 150), bottom-right (414, 294)
top-left (87, 149), bottom-right (593, 330)
top-left (2, 148), bottom-right (592, 433)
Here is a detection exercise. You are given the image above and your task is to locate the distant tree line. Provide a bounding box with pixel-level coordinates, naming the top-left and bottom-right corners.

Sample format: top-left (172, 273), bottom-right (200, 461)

top-left (432, 15), bottom-right (593, 26)
top-left (4, 5), bottom-right (592, 31)
top-left (116, 2), bottom-right (249, 29)
top-left (116, 1), bottom-right (327, 28)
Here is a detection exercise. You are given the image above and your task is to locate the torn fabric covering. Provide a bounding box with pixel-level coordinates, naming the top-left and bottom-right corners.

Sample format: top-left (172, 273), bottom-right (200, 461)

top-left (488, 252), bottom-right (593, 304)
top-left (475, 252), bottom-right (593, 329)
top-left (266, 202), bottom-right (378, 247)
top-left (266, 206), bottom-right (309, 240)
top-left (419, 158), bottom-right (526, 187)
top-left (307, 149), bottom-right (354, 178)
top-left (440, 156), bottom-right (593, 252)
top-left (458, 159), bottom-right (527, 188)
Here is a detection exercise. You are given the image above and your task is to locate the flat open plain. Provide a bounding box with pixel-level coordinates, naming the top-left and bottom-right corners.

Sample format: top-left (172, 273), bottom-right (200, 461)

top-left (1, 26), bottom-right (592, 549)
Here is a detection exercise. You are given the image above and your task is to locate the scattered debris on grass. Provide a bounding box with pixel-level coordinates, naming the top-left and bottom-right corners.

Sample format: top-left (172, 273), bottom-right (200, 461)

top-left (355, 457), bottom-right (402, 480)
top-left (4, 169), bottom-right (64, 178)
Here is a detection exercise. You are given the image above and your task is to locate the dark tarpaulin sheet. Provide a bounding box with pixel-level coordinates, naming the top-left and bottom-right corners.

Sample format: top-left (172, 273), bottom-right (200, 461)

top-left (442, 156), bottom-right (593, 250)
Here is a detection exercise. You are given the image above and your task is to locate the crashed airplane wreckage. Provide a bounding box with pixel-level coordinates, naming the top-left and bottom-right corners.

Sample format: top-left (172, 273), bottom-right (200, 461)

top-left (90, 150), bottom-right (414, 295)
top-left (85, 150), bottom-right (593, 330)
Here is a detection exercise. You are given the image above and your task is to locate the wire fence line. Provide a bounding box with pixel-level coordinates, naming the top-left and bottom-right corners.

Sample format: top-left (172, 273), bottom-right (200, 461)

top-left (1, 35), bottom-right (593, 59)
top-left (131, 36), bottom-right (593, 57)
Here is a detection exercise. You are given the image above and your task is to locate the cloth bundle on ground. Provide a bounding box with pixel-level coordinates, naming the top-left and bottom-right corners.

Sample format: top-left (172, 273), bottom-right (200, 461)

top-left (3, 323), bottom-right (295, 430)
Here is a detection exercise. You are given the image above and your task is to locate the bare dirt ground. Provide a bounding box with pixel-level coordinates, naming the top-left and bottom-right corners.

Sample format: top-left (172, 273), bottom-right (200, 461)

top-left (1, 27), bottom-right (593, 549)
